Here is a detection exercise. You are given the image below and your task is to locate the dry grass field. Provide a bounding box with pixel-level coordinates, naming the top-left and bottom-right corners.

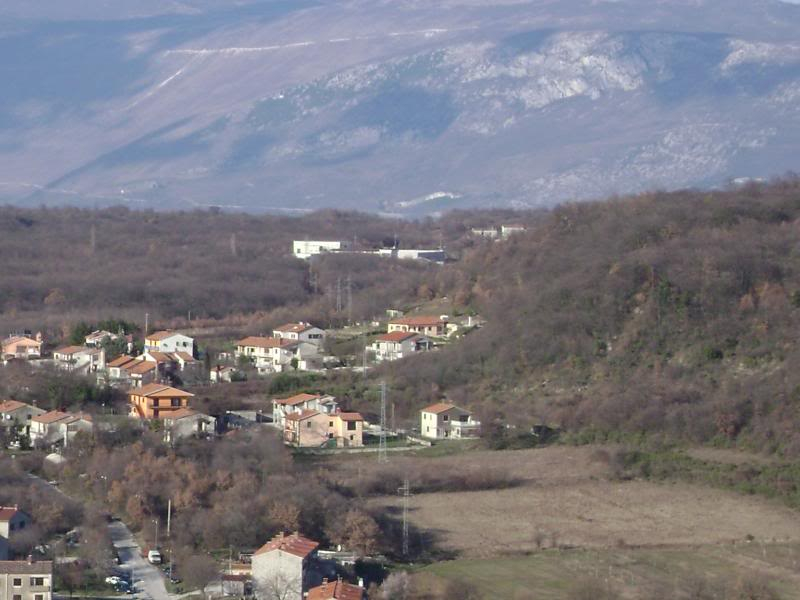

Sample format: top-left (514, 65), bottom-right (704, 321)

top-left (332, 445), bottom-right (800, 597)
top-left (366, 446), bottom-right (800, 557)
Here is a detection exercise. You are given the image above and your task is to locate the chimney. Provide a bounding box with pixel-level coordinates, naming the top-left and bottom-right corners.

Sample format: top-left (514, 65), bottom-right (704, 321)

top-left (27, 554), bottom-right (35, 564)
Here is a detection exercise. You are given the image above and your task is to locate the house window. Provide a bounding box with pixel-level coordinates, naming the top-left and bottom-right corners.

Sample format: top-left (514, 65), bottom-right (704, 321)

top-left (152, 398), bottom-right (159, 407)
top-left (153, 409), bottom-right (159, 418)
top-left (13, 594), bottom-right (22, 600)
top-left (306, 422), bottom-right (311, 428)
top-left (30, 577), bottom-right (45, 586)
top-left (171, 398), bottom-right (181, 407)
top-left (443, 415), bottom-right (449, 422)
top-left (349, 435), bottom-right (354, 441)
top-left (347, 421), bottom-right (356, 431)
top-left (12, 578), bottom-right (22, 587)
top-left (328, 433), bottom-right (334, 439)
top-left (329, 421), bottom-right (333, 427)
top-left (35, 595), bottom-right (44, 600)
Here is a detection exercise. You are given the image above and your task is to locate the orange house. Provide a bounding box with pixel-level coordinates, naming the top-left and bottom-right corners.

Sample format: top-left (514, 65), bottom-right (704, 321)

top-left (128, 383), bottom-right (194, 419)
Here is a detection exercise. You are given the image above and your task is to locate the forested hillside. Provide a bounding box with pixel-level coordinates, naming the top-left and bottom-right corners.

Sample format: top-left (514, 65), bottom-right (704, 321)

top-left (386, 178), bottom-right (800, 456)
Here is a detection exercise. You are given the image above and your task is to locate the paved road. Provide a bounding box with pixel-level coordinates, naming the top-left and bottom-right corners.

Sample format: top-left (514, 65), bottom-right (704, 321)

top-left (108, 521), bottom-right (169, 600)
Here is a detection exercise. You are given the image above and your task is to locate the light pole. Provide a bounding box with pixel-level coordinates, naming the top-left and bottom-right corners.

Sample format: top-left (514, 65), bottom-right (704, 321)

top-left (152, 518), bottom-right (159, 549)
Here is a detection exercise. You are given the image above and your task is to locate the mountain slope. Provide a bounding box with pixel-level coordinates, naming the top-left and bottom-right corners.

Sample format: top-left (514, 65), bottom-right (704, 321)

top-left (0, 0), bottom-right (799, 213)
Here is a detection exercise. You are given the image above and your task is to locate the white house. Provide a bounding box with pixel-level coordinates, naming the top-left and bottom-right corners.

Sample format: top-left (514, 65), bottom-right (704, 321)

top-left (0, 400), bottom-right (45, 438)
top-left (292, 240), bottom-right (350, 260)
top-left (273, 323), bottom-right (326, 347)
top-left (236, 337), bottom-right (320, 373)
top-left (52, 346), bottom-right (105, 373)
top-left (272, 393), bottom-right (338, 429)
top-left (420, 403), bottom-right (480, 440)
top-left (371, 332), bottom-right (432, 362)
top-left (501, 224), bottom-right (526, 238)
top-left (163, 408), bottom-right (212, 443)
top-left (29, 411), bottom-right (93, 448)
top-left (252, 532), bottom-right (319, 600)
top-left (0, 558), bottom-right (53, 600)
top-left (0, 505), bottom-right (33, 560)
top-left (144, 331), bottom-right (195, 355)
top-left (388, 316), bottom-right (448, 338)
top-left (84, 330), bottom-right (120, 347)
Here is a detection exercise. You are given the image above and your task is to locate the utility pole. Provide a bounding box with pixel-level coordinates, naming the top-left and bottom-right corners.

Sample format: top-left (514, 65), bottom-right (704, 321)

top-left (398, 478), bottom-right (411, 556)
top-left (167, 499), bottom-right (171, 538)
top-left (153, 517), bottom-right (159, 549)
top-left (90, 223), bottom-right (96, 255)
top-left (378, 382), bottom-right (388, 463)
top-left (336, 277), bottom-right (342, 314)
top-left (346, 274), bottom-right (353, 325)
top-left (363, 335), bottom-right (368, 380)
top-left (145, 312), bottom-right (149, 335)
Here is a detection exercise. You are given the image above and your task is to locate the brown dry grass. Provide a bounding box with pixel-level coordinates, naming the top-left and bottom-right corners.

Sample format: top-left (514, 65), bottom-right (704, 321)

top-left (367, 446), bottom-right (800, 558)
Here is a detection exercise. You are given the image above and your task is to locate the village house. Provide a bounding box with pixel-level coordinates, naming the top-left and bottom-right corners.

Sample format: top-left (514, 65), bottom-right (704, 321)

top-left (0, 507), bottom-right (32, 560)
top-left (143, 331), bottom-right (195, 355)
top-left (284, 410), bottom-right (364, 448)
top-left (0, 401), bottom-right (44, 438)
top-left (1, 335), bottom-right (42, 360)
top-left (235, 337), bottom-right (319, 374)
top-left (210, 365), bottom-right (239, 384)
top-left (419, 403), bottom-right (481, 440)
top-left (371, 331), bottom-right (432, 362)
top-left (272, 394), bottom-right (338, 429)
top-left (307, 578), bottom-right (365, 600)
top-left (128, 383), bottom-right (193, 420)
top-left (501, 224), bottom-right (527, 238)
top-left (273, 323), bottom-right (326, 347)
top-left (471, 227), bottom-right (500, 239)
top-left (0, 558), bottom-right (53, 600)
top-left (162, 408), bottom-right (213, 443)
top-left (251, 532), bottom-right (319, 600)
top-left (52, 346), bottom-right (105, 373)
top-left (387, 316), bottom-right (449, 338)
top-left (84, 330), bottom-right (119, 347)
top-left (29, 411), bottom-right (93, 448)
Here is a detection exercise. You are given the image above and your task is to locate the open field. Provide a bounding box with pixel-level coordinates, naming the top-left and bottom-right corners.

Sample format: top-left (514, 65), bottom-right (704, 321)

top-left (419, 542), bottom-right (800, 599)
top-left (369, 446), bottom-right (800, 556)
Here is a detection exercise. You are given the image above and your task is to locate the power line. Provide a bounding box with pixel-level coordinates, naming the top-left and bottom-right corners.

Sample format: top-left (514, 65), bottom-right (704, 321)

top-left (378, 382), bottom-right (388, 463)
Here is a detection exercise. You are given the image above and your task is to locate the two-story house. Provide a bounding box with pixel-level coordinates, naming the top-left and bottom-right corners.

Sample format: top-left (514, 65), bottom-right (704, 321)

top-left (371, 332), bottom-right (432, 362)
top-left (0, 559), bottom-right (52, 600)
top-left (29, 412), bottom-right (93, 448)
top-left (52, 346), bottom-right (104, 373)
top-left (283, 410), bottom-right (364, 448)
top-left (0, 507), bottom-right (32, 560)
top-left (143, 331), bottom-right (194, 355)
top-left (273, 323), bottom-right (326, 347)
top-left (419, 403), bottom-right (481, 440)
top-left (272, 394), bottom-right (338, 429)
top-left (251, 532), bottom-right (319, 600)
top-left (387, 316), bottom-right (448, 338)
top-left (0, 401), bottom-right (44, 438)
top-left (162, 408), bottom-right (212, 443)
top-left (128, 384), bottom-right (194, 420)
top-left (1, 336), bottom-right (42, 360)
top-left (235, 337), bottom-right (318, 373)
top-left (307, 578), bottom-right (365, 600)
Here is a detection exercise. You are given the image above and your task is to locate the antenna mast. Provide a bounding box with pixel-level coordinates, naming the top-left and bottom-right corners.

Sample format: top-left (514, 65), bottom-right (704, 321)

top-left (378, 382), bottom-right (388, 463)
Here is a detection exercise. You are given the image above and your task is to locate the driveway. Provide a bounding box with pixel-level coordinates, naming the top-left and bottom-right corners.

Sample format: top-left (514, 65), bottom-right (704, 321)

top-left (109, 521), bottom-right (170, 600)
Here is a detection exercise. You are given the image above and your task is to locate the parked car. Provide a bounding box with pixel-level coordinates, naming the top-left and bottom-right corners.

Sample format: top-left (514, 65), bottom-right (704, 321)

top-left (105, 576), bottom-right (123, 586)
top-left (147, 550), bottom-right (162, 564)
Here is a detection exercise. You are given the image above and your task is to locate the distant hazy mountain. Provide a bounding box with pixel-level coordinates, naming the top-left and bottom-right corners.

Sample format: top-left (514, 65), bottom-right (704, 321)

top-left (0, 0), bottom-right (798, 215)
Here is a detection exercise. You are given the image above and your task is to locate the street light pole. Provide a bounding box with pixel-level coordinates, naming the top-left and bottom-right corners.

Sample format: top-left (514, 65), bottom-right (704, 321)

top-left (153, 518), bottom-right (159, 549)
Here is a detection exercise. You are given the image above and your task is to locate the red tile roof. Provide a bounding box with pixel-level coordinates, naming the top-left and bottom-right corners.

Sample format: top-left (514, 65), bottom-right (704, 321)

top-left (275, 393), bottom-right (320, 406)
top-left (308, 579), bottom-right (364, 600)
top-left (165, 408), bottom-right (201, 420)
top-left (107, 354), bottom-right (137, 368)
top-left (237, 336), bottom-right (298, 349)
top-left (32, 410), bottom-right (72, 424)
top-left (376, 331), bottom-right (419, 343)
top-left (0, 400), bottom-right (27, 413)
top-left (54, 345), bottom-right (87, 356)
top-left (0, 560), bottom-right (52, 574)
top-left (127, 361), bottom-right (157, 375)
top-left (421, 402), bottom-right (468, 415)
top-left (0, 506), bottom-right (29, 521)
top-left (337, 412), bottom-right (364, 422)
top-left (254, 532), bottom-right (319, 559)
top-left (390, 315), bottom-right (447, 327)
top-left (146, 330), bottom-right (186, 341)
top-left (133, 383), bottom-right (194, 398)
top-left (284, 409), bottom-right (320, 422)
top-left (274, 322), bottom-right (315, 334)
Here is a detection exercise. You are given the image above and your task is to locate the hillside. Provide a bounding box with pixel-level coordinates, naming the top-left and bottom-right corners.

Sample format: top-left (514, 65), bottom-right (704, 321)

top-left (384, 178), bottom-right (800, 456)
top-left (0, 0), bottom-right (799, 213)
